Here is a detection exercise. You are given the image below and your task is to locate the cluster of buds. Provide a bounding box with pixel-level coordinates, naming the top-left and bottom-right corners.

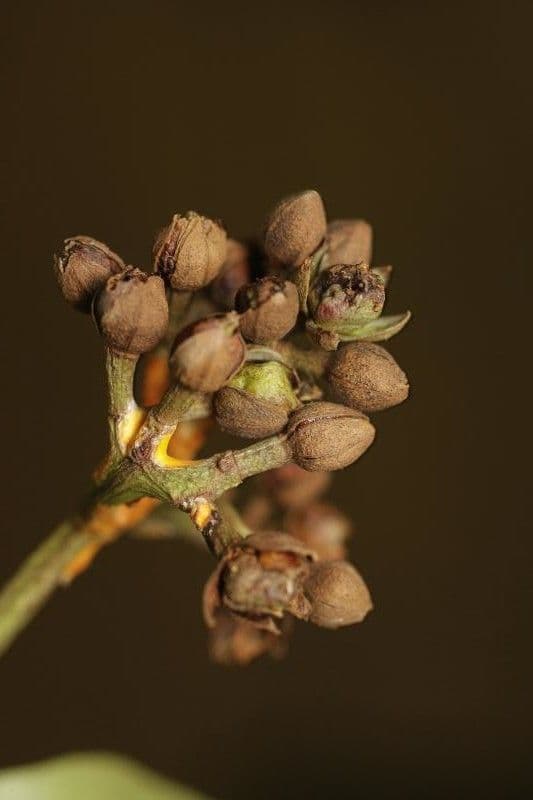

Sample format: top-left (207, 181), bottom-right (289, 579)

top-left (53, 189), bottom-right (411, 666)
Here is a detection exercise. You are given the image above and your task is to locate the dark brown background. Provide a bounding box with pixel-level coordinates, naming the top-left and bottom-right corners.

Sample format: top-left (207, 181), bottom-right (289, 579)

top-left (0, 1), bottom-right (530, 797)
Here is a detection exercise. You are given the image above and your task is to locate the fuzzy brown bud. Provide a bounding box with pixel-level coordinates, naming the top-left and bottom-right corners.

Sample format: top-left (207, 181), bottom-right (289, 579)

top-left (169, 312), bottom-right (245, 392)
top-left (54, 236), bottom-right (124, 312)
top-left (327, 219), bottom-right (373, 266)
top-left (287, 401), bottom-right (375, 471)
top-left (210, 239), bottom-right (250, 309)
top-left (264, 190), bottom-right (327, 266)
top-left (304, 561), bottom-right (373, 628)
top-left (285, 503), bottom-right (351, 561)
top-left (326, 342), bottom-right (409, 412)
top-left (93, 268), bottom-right (168, 355)
top-left (153, 211), bottom-right (227, 290)
top-left (235, 276), bottom-right (299, 343)
top-left (214, 361), bottom-right (299, 439)
top-left (308, 263), bottom-right (385, 335)
top-left (260, 464), bottom-right (332, 509)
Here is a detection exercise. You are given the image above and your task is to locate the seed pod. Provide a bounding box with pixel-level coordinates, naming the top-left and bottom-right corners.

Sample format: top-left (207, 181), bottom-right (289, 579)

top-left (326, 341), bottom-right (409, 412)
top-left (264, 190), bottom-right (327, 266)
top-left (285, 502), bottom-right (351, 561)
top-left (260, 464), bottom-right (331, 509)
top-left (287, 401), bottom-right (375, 471)
top-left (54, 235), bottom-right (124, 312)
top-left (210, 239), bottom-right (250, 309)
top-left (169, 312), bottom-right (245, 392)
top-left (235, 276), bottom-right (299, 343)
top-left (308, 263), bottom-right (385, 334)
top-left (153, 211), bottom-right (227, 290)
top-left (304, 560), bottom-right (373, 628)
top-left (93, 268), bottom-right (168, 355)
top-left (214, 361), bottom-right (299, 439)
top-left (327, 219), bottom-right (373, 266)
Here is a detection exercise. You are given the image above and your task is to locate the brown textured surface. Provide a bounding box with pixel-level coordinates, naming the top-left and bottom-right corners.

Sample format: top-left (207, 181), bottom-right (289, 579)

top-left (0, 2), bottom-right (531, 798)
top-left (327, 341), bottom-right (409, 412)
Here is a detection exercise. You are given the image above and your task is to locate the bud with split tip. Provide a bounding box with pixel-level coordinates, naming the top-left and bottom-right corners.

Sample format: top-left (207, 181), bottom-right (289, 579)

top-left (326, 341), bottom-right (409, 413)
top-left (153, 211), bottom-right (227, 291)
top-left (264, 190), bottom-right (327, 266)
top-left (287, 401), bottom-right (375, 472)
top-left (308, 263), bottom-right (385, 335)
top-left (210, 239), bottom-right (250, 310)
top-left (54, 235), bottom-right (124, 312)
top-left (169, 312), bottom-right (246, 392)
top-left (304, 560), bottom-right (372, 628)
top-left (93, 268), bottom-right (168, 356)
top-left (285, 502), bottom-right (351, 561)
top-left (235, 276), bottom-right (299, 343)
top-left (327, 219), bottom-right (373, 266)
top-left (214, 361), bottom-right (299, 439)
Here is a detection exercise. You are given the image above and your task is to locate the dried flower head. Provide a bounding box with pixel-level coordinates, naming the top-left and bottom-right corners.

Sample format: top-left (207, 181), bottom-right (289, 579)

top-left (235, 276), bottom-right (299, 343)
top-left (169, 312), bottom-right (245, 392)
top-left (207, 608), bottom-right (289, 666)
top-left (308, 263), bottom-right (385, 335)
top-left (304, 560), bottom-right (373, 628)
top-left (93, 268), bottom-right (168, 355)
top-left (264, 190), bottom-right (327, 266)
top-left (54, 235), bottom-right (124, 312)
top-left (214, 361), bottom-right (299, 439)
top-left (327, 219), bottom-right (373, 266)
top-left (210, 239), bottom-right (251, 309)
top-left (287, 401), bottom-right (375, 471)
top-left (153, 211), bottom-right (227, 290)
top-left (326, 341), bottom-right (409, 412)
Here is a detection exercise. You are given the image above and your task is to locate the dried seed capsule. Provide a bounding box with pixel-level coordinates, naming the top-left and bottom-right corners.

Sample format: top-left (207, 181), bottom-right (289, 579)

top-left (304, 560), bottom-right (372, 628)
top-left (214, 361), bottom-right (299, 439)
top-left (326, 341), bottom-right (409, 412)
top-left (93, 268), bottom-right (168, 355)
top-left (54, 235), bottom-right (124, 312)
top-left (235, 276), bottom-right (299, 343)
top-left (308, 263), bottom-right (385, 334)
top-left (153, 211), bottom-right (227, 290)
top-left (169, 312), bottom-right (245, 392)
top-left (285, 502), bottom-right (351, 561)
top-left (327, 219), bottom-right (373, 266)
top-left (210, 239), bottom-right (250, 310)
top-left (287, 401), bottom-right (375, 471)
top-left (260, 464), bottom-right (331, 509)
top-left (264, 190), bottom-right (327, 266)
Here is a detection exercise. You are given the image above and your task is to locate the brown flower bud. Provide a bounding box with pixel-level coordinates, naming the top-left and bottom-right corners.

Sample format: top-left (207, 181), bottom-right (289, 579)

top-left (304, 560), bottom-right (372, 628)
top-left (214, 361), bottom-right (299, 439)
top-left (285, 502), bottom-right (351, 561)
top-left (235, 276), bottom-right (299, 343)
top-left (260, 464), bottom-right (331, 509)
top-left (93, 268), bottom-right (168, 355)
top-left (207, 608), bottom-right (289, 666)
top-left (210, 239), bottom-right (250, 309)
top-left (326, 342), bottom-right (409, 412)
top-left (264, 190), bottom-right (327, 266)
top-left (203, 531), bottom-right (317, 633)
top-left (153, 211), bottom-right (227, 290)
top-left (287, 401), bottom-right (375, 471)
top-left (54, 236), bottom-right (124, 312)
top-left (327, 219), bottom-right (373, 266)
top-left (308, 263), bottom-right (385, 334)
top-left (169, 312), bottom-right (245, 392)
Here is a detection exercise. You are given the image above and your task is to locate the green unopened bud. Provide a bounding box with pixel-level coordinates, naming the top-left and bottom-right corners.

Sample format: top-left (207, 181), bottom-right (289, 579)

top-left (304, 560), bottom-right (372, 628)
top-left (264, 190), bottom-right (327, 266)
top-left (169, 312), bottom-right (245, 392)
top-left (327, 219), bottom-right (373, 266)
top-left (308, 263), bottom-right (385, 335)
top-left (54, 236), bottom-right (124, 312)
top-left (93, 268), bottom-right (168, 356)
top-left (326, 341), bottom-right (409, 412)
top-left (285, 502), bottom-right (351, 561)
top-left (235, 276), bottom-right (299, 343)
top-left (153, 211), bottom-right (227, 290)
top-left (210, 239), bottom-right (251, 310)
top-left (287, 401), bottom-right (375, 472)
top-left (214, 361), bottom-right (299, 439)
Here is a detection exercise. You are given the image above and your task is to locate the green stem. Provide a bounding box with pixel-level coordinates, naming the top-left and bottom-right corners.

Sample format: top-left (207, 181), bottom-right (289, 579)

top-left (102, 348), bottom-right (140, 474)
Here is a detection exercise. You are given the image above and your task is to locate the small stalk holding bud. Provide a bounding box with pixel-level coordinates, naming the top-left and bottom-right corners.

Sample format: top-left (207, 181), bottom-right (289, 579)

top-left (0, 189), bottom-right (412, 665)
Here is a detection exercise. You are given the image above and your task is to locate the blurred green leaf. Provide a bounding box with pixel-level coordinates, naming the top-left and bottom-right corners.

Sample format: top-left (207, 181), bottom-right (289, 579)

top-left (0, 753), bottom-right (212, 800)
